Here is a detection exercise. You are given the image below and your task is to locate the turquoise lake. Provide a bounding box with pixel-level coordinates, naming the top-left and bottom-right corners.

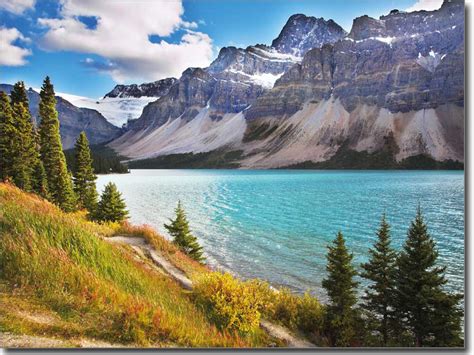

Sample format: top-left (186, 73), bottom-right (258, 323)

top-left (97, 170), bottom-right (464, 300)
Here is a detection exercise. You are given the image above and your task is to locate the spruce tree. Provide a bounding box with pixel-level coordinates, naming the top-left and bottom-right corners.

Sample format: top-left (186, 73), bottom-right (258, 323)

top-left (38, 76), bottom-right (76, 211)
top-left (164, 201), bottom-right (205, 263)
top-left (322, 231), bottom-right (359, 346)
top-left (0, 91), bottom-right (17, 181)
top-left (360, 214), bottom-right (397, 346)
top-left (31, 159), bottom-right (49, 199)
top-left (73, 131), bottom-right (98, 213)
top-left (10, 82), bottom-right (37, 191)
top-left (95, 182), bottom-right (128, 222)
top-left (395, 207), bottom-right (463, 347)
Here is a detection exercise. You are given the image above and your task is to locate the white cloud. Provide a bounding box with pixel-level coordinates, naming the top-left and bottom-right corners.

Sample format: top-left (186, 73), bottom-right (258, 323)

top-left (38, 0), bottom-right (213, 83)
top-left (406, 0), bottom-right (444, 12)
top-left (0, 0), bottom-right (35, 14)
top-left (0, 27), bottom-right (31, 66)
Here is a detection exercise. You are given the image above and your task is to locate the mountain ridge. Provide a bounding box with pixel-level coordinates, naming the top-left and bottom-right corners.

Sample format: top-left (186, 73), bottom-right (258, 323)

top-left (109, 3), bottom-right (464, 168)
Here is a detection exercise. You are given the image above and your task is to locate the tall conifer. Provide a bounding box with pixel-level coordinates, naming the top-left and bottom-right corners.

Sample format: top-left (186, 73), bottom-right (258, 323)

top-left (38, 76), bottom-right (76, 211)
top-left (395, 207), bottom-right (463, 347)
top-left (360, 214), bottom-right (397, 346)
top-left (73, 132), bottom-right (98, 213)
top-left (322, 231), bottom-right (359, 346)
top-left (10, 82), bottom-right (37, 191)
top-left (0, 92), bottom-right (17, 181)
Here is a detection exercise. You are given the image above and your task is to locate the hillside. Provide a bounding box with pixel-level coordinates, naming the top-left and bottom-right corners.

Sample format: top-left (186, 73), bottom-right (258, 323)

top-left (0, 184), bottom-right (320, 348)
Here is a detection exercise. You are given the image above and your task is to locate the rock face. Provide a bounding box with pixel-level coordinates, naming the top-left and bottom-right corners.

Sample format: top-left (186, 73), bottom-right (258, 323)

top-left (271, 14), bottom-right (347, 57)
top-left (104, 78), bottom-right (177, 98)
top-left (112, 13), bottom-right (340, 157)
top-left (0, 84), bottom-right (122, 149)
top-left (111, 1), bottom-right (464, 167)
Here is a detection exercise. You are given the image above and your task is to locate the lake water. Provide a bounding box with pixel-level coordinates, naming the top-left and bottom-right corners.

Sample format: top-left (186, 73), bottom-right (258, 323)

top-left (97, 170), bottom-right (464, 300)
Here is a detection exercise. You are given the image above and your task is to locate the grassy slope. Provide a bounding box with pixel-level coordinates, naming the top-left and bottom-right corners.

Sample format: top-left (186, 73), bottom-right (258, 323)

top-left (0, 183), bottom-right (267, 348)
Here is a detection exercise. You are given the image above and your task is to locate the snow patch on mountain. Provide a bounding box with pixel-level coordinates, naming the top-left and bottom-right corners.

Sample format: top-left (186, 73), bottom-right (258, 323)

top-left (55, 92), bottom-right (156, 127)
top-left (226, 69), bottom-right (284, 89)
top-left (416, 50), bottom-right (443, 72)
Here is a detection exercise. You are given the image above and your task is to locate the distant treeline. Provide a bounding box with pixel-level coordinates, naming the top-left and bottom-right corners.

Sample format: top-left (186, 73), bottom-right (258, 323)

top-left (126, 142), bottom-right (463, 170)
top-left (65, 144), bottom-right (129, 174)
top-left (128, 150), bottom-right (243, 169)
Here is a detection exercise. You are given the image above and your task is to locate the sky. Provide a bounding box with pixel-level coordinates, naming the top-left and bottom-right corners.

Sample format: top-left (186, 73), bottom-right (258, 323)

top-left (0, 0), bottom-right (444, 98)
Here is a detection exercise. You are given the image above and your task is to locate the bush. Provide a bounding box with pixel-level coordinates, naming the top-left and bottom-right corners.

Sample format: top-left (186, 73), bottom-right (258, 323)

top-left (261, 287), bottom-right (324, 336)
top-left (269, 288), bottom-right (300, 329)
top-left (194, 272), bottom-right (267, 333)
top-left (296, 292), bottom-right (324, 333)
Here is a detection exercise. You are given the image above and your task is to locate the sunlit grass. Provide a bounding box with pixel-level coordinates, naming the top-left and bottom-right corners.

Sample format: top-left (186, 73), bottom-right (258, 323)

top-left (0, 183), bottom-right (256, 347)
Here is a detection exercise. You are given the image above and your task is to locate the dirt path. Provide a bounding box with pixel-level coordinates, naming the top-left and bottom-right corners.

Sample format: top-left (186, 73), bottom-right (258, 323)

top-left (107, 235), bottom-right (315, 348)
top-left (0, 332), bottom-right (123, 348)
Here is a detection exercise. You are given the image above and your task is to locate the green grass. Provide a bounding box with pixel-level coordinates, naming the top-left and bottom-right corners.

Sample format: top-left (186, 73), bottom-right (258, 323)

top-left (0, 183), bottom-right (262, 347)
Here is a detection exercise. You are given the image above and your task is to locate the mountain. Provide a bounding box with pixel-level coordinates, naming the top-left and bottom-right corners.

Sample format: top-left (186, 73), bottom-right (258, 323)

top-left (0, 84), bottom-right (122, 149)
top-left (58, 93), bottom-right (158, 128)
top-left (110, 2), bottom-right (464, 168)
top-left (60, 78), bottom-right (179, 128)
top-left (271, 14), bottom-right (347, 57)
top-left (243, 0), bottom-right (464, 167)
top-left (104, 77), bottom-right (177, 98)
top-left (110, 14), bottom-right (346, 160)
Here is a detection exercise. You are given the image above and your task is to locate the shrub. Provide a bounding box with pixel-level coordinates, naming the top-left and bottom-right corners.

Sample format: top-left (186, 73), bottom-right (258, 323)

top-left (269, 288), bottom-right (300, 329)
top-left (258, 285), bottom-right (324, 336)
top-left (194, 272), bottom-right (266, 333)
top-left (296, 292), bottom-right (324, 333)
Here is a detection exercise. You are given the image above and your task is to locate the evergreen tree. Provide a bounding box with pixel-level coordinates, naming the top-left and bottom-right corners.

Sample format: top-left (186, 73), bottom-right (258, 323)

top-left (73, 131), bottom-right (98, 213)
top-left (10, 82), bottom-right (37, 191)
top-left (360, 214), bottom-right (397, 346)
top-left (322, 231), bottom-right (359, 346)
top-left (395, 207), bottom-right (463, 347)
top-left (164, 201), bottom-right (205, 263)
top-left (0, 91), bottom-right (17, 181)
top-left (38, 76), bottom-right (76, 211)
top-left (95, 182), bottom-right (128, 222)
top-left (31, 159), bottom-right (49, 199)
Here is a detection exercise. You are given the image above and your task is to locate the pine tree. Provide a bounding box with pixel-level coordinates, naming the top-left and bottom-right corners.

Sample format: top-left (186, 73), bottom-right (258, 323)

top-left (322, 231), bottom-right (359, 346)
top-left (73, 132), bottom-right (98, 213)
top-left (0, 91), bottom-right (18, 181)
top-left (30, 127), bottom-right (49, 198)
top-left (95, 182), bottom-right (128, 222)
top-left (31, 159), bottom-right (49, 199)
top-left (10, 82), bottom-right (37, 191)
top-left (164, 201), bottom-right (205, 263)
top-left (38, 76), bottom-right (76, 212)
top-left (360, 214), bottom-right (397, 346)
top-left (395, 207), bottom-right (463, 347)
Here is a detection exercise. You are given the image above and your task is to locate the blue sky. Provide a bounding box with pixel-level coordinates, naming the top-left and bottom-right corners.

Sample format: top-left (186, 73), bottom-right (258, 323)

top-left (0, 0), bottom-right (442, 98)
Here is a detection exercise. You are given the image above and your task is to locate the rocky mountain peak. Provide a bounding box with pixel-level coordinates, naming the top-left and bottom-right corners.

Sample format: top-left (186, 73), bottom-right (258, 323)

top-left (271, 14), bottom-right (347, 57)
top-left (348, 15), bottom-right (386, 40)
top-left (104, 77), bottom-right (177, 98)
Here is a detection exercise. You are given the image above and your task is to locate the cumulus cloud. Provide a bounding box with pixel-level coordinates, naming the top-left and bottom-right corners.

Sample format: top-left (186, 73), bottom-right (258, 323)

top-left (0, 27), bottom-right (31, 66)
top-left (0, 0), bottom-right (35, 14)
top-left (38, 0), bottom-right (214, 83)
top-left (406, 0), bottom-right (444, 12)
